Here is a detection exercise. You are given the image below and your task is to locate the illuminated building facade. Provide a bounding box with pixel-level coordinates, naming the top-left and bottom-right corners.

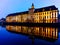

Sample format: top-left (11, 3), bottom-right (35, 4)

top-left (6, 3), bottom-right (59, 23)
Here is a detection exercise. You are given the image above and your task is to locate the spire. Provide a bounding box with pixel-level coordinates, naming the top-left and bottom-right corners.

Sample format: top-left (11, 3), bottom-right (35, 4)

top-left (31, 3), bottom-right (34, 9)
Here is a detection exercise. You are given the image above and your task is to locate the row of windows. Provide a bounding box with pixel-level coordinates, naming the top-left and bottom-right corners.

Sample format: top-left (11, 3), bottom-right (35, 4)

top-left (7, 15), bottom-right (58, 22)
top-left (7, 12), bottom-right (58, 20)
top-left (34, 12), bottom-right (58, 15)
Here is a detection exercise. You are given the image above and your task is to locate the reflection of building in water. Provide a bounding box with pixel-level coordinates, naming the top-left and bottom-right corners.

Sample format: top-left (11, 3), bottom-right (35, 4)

top-left (6, 3), bottom-right (59, 23)
top-left (6, 25), bottom-right (58, 39)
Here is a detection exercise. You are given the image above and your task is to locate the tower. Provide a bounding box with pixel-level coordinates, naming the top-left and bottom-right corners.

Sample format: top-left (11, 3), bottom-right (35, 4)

top-left (31, 3), bottom-right (34, 9)
top-left (27, 3), bottom-right (35, 23)
top-left (29, 3), bottom-right (35, 14)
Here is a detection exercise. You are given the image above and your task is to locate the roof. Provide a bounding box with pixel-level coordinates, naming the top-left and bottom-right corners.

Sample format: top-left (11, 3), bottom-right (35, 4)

top-left (7, 11), bottom-right (28, 17)
top-left (7, 5), bottom-right (58, 17)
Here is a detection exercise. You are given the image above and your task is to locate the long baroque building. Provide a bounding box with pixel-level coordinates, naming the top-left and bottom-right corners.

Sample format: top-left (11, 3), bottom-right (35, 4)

top-left (6, 3), bottom-right (59, 23)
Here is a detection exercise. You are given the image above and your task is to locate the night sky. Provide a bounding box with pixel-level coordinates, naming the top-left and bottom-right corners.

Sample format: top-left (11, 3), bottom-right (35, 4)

top-left (0, 0), bottom-right (60, 19)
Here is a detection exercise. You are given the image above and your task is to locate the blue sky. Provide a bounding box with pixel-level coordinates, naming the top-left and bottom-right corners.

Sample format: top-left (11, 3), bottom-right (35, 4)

top-left (0, 0), bottom-right (60, 19)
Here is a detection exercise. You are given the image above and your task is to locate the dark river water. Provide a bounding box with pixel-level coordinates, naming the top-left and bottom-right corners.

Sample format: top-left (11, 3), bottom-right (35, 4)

top-left (0, 25), bottom-right (60, 45)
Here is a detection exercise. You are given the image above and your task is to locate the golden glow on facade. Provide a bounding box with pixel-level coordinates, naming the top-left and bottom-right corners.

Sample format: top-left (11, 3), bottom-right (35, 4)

top-left (6, 4), bottom-right (59, 23)
top-left (6, 25), bottom-right (58, 39)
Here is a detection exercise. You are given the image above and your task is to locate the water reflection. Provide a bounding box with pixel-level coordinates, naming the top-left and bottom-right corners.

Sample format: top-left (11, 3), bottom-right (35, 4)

top-left (6, 25), bottom-right (58, 42)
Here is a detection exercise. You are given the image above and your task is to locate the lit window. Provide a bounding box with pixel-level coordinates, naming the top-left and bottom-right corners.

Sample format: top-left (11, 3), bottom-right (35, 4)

top-left (45, 12), bottom-right (46, 14)
top-left (47, 12), bottom-right (48, 14)
top-left (43, 13), bottom-right (44, 15)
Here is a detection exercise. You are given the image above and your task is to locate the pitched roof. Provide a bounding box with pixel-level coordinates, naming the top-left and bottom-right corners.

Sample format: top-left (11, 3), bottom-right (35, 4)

top-left (35, 5), bottom-right (58, 12)
top-left (7, 5), bottom-right (58, 17)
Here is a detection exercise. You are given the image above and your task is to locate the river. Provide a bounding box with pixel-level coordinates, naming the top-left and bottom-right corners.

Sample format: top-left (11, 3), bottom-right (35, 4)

top-left (0, 25), bottom-right (60, 45)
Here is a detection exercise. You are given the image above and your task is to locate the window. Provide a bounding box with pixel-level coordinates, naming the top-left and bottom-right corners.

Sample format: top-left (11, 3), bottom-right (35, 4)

top-left (50, 12), bottom-right (51, 14)
top-left (43, 9), bottom-right (45, 11)
top-left (47, 12), bottom-right (48, 14)
top-left (56, 12), bottom-right (58, 17)
top-left (45, 12), bottom-right (46, 14)
top-left (47, 16), bottom-right (48, 19)
top-left (39, 13), bottom-right (40, 15)
top-left (43, 13), bottom-right (44, 15)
